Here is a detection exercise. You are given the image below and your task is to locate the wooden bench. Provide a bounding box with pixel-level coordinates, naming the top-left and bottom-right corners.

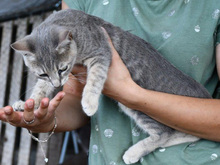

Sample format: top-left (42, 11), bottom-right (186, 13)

top-left (0, 13), bottom-right (64, 165)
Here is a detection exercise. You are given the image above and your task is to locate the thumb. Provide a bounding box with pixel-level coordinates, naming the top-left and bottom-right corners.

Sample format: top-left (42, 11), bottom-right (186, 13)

top-left (100, 27), bottom-right (121, 61)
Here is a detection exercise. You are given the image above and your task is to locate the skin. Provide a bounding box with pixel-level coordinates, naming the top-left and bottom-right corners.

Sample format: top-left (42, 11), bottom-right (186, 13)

top-left (0, 1), bottom-right (220, 143)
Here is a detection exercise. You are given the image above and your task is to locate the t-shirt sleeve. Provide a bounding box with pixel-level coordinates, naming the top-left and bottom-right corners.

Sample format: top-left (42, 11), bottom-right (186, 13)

top-left (63, 0), bottom-right (87, 12)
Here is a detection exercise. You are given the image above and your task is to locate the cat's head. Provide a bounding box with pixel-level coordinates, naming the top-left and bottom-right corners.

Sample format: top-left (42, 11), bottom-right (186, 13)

top-left (11, 27), bottom-right (77, 88)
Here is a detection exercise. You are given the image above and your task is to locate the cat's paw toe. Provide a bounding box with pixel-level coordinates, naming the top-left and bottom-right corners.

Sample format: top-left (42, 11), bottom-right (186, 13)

top-left (12, 100), bottom-right (25, 111)
top-left (123, 150), bottom-right (141, 164)
top-left (81, 95), bottom-right (99, 116)
top-left (83, 106), bottom-right (97, 116)
top-left (82, 102), bottom-right (98, 116)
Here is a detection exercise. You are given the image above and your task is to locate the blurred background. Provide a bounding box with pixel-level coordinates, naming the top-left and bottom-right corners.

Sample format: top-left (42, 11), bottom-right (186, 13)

top-left (0, 0), bottom-right (90, 164)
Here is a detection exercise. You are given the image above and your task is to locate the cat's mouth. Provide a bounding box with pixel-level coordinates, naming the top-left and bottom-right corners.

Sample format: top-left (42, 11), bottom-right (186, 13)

top-left (50, 79), bottom-right (66, 88)
top-left (47, 76), bottom-right (69, 88)
top-left (60, 77), bottom-right (69, 86)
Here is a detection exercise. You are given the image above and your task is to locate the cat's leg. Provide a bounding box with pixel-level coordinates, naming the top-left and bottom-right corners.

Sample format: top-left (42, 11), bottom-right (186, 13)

top-left (119, 103), bottom-right (199, 164)
top-left (12, 79), bottom-right (54, 111)
top-left (118, 103), bottom-right (168, 164)
top-left (123, 128), bottom-right (199, 165)
top-left (29, 80), bottom-right (54, 109)
top-left (162, 131), bottom-right (199, 148)
top-left (81, 57), bottom-right (110, 116)
top-left (123, 134), bottom-right (169, 164)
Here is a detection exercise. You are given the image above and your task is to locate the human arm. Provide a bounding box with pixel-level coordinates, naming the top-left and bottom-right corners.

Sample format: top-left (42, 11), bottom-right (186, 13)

top-left (54, 69), bottom-right (89, 132)
top-left (0, 1), bottom-right (89, 133)
top-left (103, 35), bottom-right (220, 142)
top-left (0, 67), bottom-right (88, 133)
top-left (62, 0), bottom-right (69, 9)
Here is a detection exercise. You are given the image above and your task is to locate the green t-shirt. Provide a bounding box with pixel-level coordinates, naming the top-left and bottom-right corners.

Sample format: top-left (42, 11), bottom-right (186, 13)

top-left (64, 0), bottom-right (220, 164)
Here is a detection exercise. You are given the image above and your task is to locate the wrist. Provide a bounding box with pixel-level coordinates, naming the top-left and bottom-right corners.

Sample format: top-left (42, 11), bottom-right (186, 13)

top-left (30, 115), bottom-right (56, 133)
top-left (47, 115), bottom-right (57, 132)
top-left (113, 79), bottom-right (143, 108)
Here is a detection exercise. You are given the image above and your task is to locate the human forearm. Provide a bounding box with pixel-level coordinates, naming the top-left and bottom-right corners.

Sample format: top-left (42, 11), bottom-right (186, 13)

top-left (55, 92), bottom-right (89, 132)
top-left (62, 0), bottom-right (69, 9)
top-left (113, 81), bottom-right (220, 141)
top-left (103, 36), bottom-right (220, 141)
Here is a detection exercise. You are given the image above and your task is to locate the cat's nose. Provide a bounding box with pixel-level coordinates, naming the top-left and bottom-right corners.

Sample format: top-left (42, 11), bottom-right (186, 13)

top-left (53, 84), bottom-right (61, 88)
top-left (51, 80), bottom-right (61, 88)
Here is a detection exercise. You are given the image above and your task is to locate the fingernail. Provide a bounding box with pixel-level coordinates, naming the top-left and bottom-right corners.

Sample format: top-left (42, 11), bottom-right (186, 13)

top-left (27, 100), bottom-right (33, 109)
top-left (61, 92), bottom-right (65, 97)
top-left (59, 92), bottom-right (65, 99)
top-left (43, 101), bottom-right (49, 107)
top-left (4, 107), bottom-right (11, 115)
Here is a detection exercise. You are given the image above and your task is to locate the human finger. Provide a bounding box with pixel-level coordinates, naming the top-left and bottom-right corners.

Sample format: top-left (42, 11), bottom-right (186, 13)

top-left (101, 27), bottom-right (122, 61)
top-left (71, 64), bottom-right (87, 75)
top-left (0, 107), bottom-right (7, 122)
top-left (35, 98), bottom-right (49, 119)
top-left (71, 64), bottom-right (87, 85)
top-left (48, 91), bottom-right (65, 113)
top-left (23, 99), bottom-right (35, 124)
top-left (4, 106), bottom-right (22, 125)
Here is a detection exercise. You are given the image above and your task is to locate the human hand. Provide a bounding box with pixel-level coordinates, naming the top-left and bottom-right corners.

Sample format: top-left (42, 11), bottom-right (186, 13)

top-left (0, 91), bottom-right (65, 133)
top-left (101, 28), bottom-right (137, 101)
top-left (65, 64), bottom-right (87, 97)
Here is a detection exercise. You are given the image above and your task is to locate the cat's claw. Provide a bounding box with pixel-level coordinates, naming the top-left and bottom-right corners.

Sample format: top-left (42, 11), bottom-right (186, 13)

top-left (12, 100), bottom-right (25, 111)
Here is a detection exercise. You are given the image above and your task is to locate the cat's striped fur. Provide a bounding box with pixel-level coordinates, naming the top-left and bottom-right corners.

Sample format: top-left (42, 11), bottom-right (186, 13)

top-left (11, 9), bottom-right (211, 164)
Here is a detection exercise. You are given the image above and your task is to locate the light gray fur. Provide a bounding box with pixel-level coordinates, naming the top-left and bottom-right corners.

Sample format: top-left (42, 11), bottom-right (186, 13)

top-left (11, 9), bottom-right (211, 164)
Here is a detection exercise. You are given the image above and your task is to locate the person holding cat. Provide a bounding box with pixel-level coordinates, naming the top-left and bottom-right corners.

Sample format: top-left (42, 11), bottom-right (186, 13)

top-left (1, 0), bottom-right (220, 164)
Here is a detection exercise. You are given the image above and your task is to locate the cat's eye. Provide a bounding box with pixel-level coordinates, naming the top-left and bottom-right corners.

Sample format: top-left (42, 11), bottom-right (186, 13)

top-left (39, 73), bottom-right (48, 77)
top-left (58, 66), bottom-right (68, 75)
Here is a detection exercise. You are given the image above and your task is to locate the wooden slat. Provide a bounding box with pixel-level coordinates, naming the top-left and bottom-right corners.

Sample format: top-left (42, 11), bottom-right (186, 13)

top-left (1, 11), bottom-right (64, 165)
top-left (35, 133), bottom-right (49, 165)
top-left (17, 15), bottom-right (42, 165)
top-left (17, 129), bottom-right (31, 165)
top-left (48, 133), bottom-right (63, 165)
top-left (29, 13), bottom-right (64, 165)
top-left (30, 14), bottom-right (49, 165)
top-left (0, 21), bottom-right (12, 107)
top-left (1, 18), bottom-right (27, 165)
top-left (0, 22), bottom-right (13, 136)
top-left (40, 12), bottom-right (64, 165)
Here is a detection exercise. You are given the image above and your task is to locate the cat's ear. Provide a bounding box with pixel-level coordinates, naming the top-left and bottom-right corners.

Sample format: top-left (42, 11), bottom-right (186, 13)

top-left (11, 36), bottom-right (30, 52)
top-left (59, 30), bottom-right (73, 43)
top-left (56, 30), bottom-right (73, 54)
top-left (11, 35), bottom-right (35, 58)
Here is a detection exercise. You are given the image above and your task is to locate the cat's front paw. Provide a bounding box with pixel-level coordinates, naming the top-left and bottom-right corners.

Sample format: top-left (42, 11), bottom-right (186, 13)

top-left (123, 147), bottom-right (142, 164)
top-left (81, 93), bottom-right (99, 116)
top-left (12, 100), bottom-right (25, 111)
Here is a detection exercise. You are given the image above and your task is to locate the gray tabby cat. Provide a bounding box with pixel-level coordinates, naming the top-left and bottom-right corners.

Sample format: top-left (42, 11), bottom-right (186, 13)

top-left (11, 9), bottom-right (211, 164)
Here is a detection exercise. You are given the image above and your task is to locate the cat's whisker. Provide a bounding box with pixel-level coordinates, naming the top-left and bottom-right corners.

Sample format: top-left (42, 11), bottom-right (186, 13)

top-left (21, 72), bottom-right (33, 79)
top-left (71, 71), bottom-right (87, 74)
top-left (78, 79), bottom-right (86, 84)
top-left (68, 75), bottom-right (85, 80)
top-left (22, 73), bottom-right (37, 81)
top-left (65, 81), bottom-right (77, 89)
top-left (19, 86), bottom-right (35, 99)
top-left (68, 77), bottom-right (87, 84)
top-left (71, 73), bottom-right (87, 77)
top-left (68, 76), bottom-right (78, 80)
top-left (72, 72), bottom-right (87, 76)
